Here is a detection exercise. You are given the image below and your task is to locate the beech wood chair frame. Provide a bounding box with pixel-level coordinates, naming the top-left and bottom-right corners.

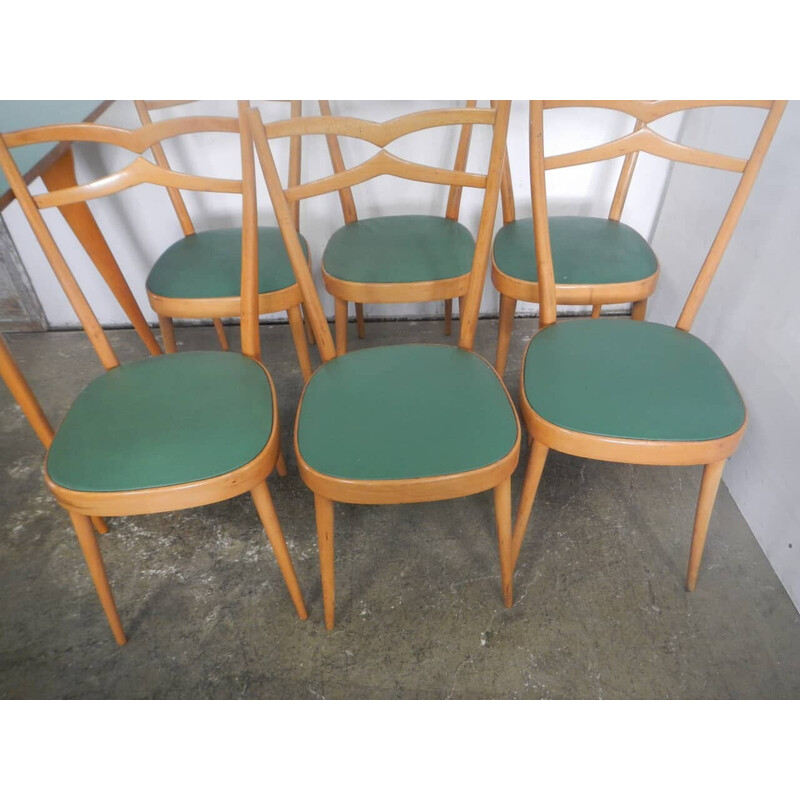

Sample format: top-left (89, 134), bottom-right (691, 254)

top-left (492, 107), bottom-right (661, 375)
top-left (319, 100), bottom-right (481, 354)
top-left (513, 99), bottom-right (786, 591)
top-left (135, 100), bottom-right (314, 381)
top-left (0, 103), bottom-right (308, 644)
top-left (251, 101), bottom-right (520, 628)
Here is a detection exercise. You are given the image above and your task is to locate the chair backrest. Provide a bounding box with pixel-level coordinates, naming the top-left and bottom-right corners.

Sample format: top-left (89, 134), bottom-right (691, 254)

top-left (135, 100), bottom-right (304, 232)
top-left (0, 101), bottom-right (262, 367)
top-left (318, 100), bottom-right (481, 226)
top-left (251, 101), bottom-right (512, 358)
top-left (528, 100), bottom-right (787, 329)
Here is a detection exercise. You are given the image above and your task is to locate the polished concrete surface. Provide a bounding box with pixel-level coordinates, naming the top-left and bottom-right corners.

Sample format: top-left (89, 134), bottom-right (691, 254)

top-left (1, 317), bottom-right (798, 699)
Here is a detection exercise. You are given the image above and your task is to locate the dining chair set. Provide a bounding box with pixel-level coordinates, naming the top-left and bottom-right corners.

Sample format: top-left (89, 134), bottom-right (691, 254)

top-left (0, 99), bottom-right (785, 644)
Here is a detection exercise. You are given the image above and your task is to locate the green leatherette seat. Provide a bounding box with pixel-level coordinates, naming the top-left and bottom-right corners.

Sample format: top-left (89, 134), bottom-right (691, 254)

top-left (297, 345), bottom-right (518, 480)
top-left (322, 215), bottom-right (475, 284)
top-left (523, 319), bottom-right (745, 441)
top-left (493, 216), bottom-right (658, 285)
top-left (47, 352), bottom-right (274, 492)
top-left (146, 227), bottom-right (308, 299)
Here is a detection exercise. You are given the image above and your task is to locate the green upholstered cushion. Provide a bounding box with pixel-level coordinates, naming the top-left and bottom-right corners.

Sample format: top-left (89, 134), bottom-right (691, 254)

top-left (493, 216), bottom-right (658, 285)
top-left (47, 352), bottom-right (273, 492)
top-left (322, 215), bottom-right (475, 283)
top-left (146, 227), bottom-right (307, 299)
top-left (297, 345), bottom-right (517, 480)
top-left (523, 319), bottom-right (745, 442)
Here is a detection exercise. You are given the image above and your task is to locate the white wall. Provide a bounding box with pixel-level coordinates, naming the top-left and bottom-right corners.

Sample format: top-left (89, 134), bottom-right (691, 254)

top-left (647, 102), bottom-right (800, 611)
top-left (1, 100), bottom-right (680, 328)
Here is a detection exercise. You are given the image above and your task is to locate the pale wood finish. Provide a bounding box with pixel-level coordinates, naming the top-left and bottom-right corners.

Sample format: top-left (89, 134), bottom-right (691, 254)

top-left (134, 100), bottom-right (314, 369)
top-left (252, 104), bottom-right (519, 626)
top-left (511, 100), bottom-right (786, 589)
top-left (686, 460), bottom-right (727, 591)
top-left (0, 107), bottom-right (307, 642)
top-left (319, 101), bottom-right (485, 345)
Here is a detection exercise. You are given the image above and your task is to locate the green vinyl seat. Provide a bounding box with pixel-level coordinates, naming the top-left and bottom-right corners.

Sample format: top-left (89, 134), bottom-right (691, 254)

top-left (493, 216), bottom-right (658, 285)
top-left (322, 215), bottom-right (475, 284)
top-left (46, 351), bottom-right (274, 493)
top-left (146, 227), bottom-right (309, 299)
top-left (523, 318), bottom-right (745, 442)
top-left (297, 344), bottom-right (518, 480)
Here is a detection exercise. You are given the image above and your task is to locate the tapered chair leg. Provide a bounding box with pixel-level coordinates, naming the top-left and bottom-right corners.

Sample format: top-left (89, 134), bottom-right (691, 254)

top-left (355, 303), bottom-right (366, 339)
top-left (511, 439), bottom-right (549, 569)
top-left (494, 477), bottom-right (514, 607)
top-left (334, 298), bottom-right (348, 356)
top-left (250, 481), bottom-right (308, 619)
top-left (686, 459), bottom-right (726, 592)
top-left (158, 314), bottom-right (177, 354)
top-left (302, 304), bottom-right (316, 345)
top-left (212, 318), bottom-right (229, 350)
top-left (91, 516), bottom-right (109, 534)
top-left (275, 446), bottom-right (288, 477)
top-left (69, 512), bottom-right (126, 645)
top-left (314, 493), bottom-right (335, 630)
top-left (591, 304), bottom-right (602, 319)
top-left (444, 299), bottom-right (453, 336)
top-left (287, 304), bottom-right (313, 382)
top-left (495, 294), bottom-right (516, 377)
top-left (631, 298), bottom-right (648, 321)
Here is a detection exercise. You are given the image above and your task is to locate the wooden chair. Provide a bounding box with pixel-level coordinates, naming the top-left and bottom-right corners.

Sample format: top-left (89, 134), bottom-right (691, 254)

top-left (134, 100), bottom-right (314, 381)
top-left (492, 106), bottom-right (660, 376)
top-left (0, 102), bottom-right (308, 644)
top-left (318, 100), bottom-right (481, 355)
top-left (512, 100), bottom-right (786, 591)
top-left (251, 101), bottom-right (519, 628)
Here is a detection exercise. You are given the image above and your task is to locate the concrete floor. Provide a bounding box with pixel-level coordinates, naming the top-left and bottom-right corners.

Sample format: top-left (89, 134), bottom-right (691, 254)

top-left (1, 317), bottom-right (799, 699)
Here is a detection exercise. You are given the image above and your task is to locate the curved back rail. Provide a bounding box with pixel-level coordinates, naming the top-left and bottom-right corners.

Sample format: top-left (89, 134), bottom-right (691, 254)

top-left (529, 100), bottom-right (787, 329)
top-left (251, 102), bottom-right (513, 358)
top-left (135, 100), bottom-right (304, 232)
top-left (0, 104), bottom-right (262, 367)
top-left (318, 100), bottom-right (480, 225)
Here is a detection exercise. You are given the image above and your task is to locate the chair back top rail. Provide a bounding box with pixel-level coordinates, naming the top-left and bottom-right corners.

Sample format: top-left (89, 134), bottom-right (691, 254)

top-left (251, 102), bottom-right (512, 358)
top-left (135, 100), bottom-right (304, 233)
top-left (0, 103), bottom-right (261, 368)
top-left (529, 100), bottom-right (787, 329)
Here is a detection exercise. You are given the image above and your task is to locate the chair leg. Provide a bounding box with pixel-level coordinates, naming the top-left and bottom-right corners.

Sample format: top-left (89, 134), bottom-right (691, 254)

top-left (275, 446), bottom-right (288, 477)
top-left (287, 304), bottom-right (313, 382)
top-left (631, 299), bottom-right (648, 321)
top-left (158, 314), bottom-right (177, 354)
top-left (335, 298), bottom-right (348, 356)
top-left (686, 459), bottom-right (726, 592)
top-left (494, 477), bottom-right (514, 608)
top-left (444, 299), bottom-right (453, 336)
top-left (91, 516), bottom-right (109, 535)
top-left (302, 303), bottom-right (315, 345)
top-left (250, 481), bottom-right (308, 619)
top-left (511, 439), bottom-right (549, 569)
top-left (69, 512), bottom-right (126, 645)
top-left (591, 304), bottom-right (602, 319)
top-left (212, 318), bottom-right (229, 351)
top-left (495, 294), bottom-right (516, 377)
top-left (355, 303), bottom-right (366, 339)
top-left (314, 493), bottom-right (335, 630)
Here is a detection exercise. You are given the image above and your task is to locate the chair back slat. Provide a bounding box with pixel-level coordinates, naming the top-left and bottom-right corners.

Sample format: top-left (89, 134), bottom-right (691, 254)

top-left (608, 118), bottom-right (645, 221)
top-left (445, 100), bottom-right (477, 221)
top-left (284, 148), bottom-right (488, 204)
top-left (0, 103), bottom-right (259, 367)
top-left (252, 101), bottom-right (512, 357)
top-left (134, 100), bottom-right (196, 236)
top-left (544, 99), bottom-right (774, 122)
top-left (318, 100), bottom-right (358, 224)
top-left (529, 100), bottom-right (787, 331)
